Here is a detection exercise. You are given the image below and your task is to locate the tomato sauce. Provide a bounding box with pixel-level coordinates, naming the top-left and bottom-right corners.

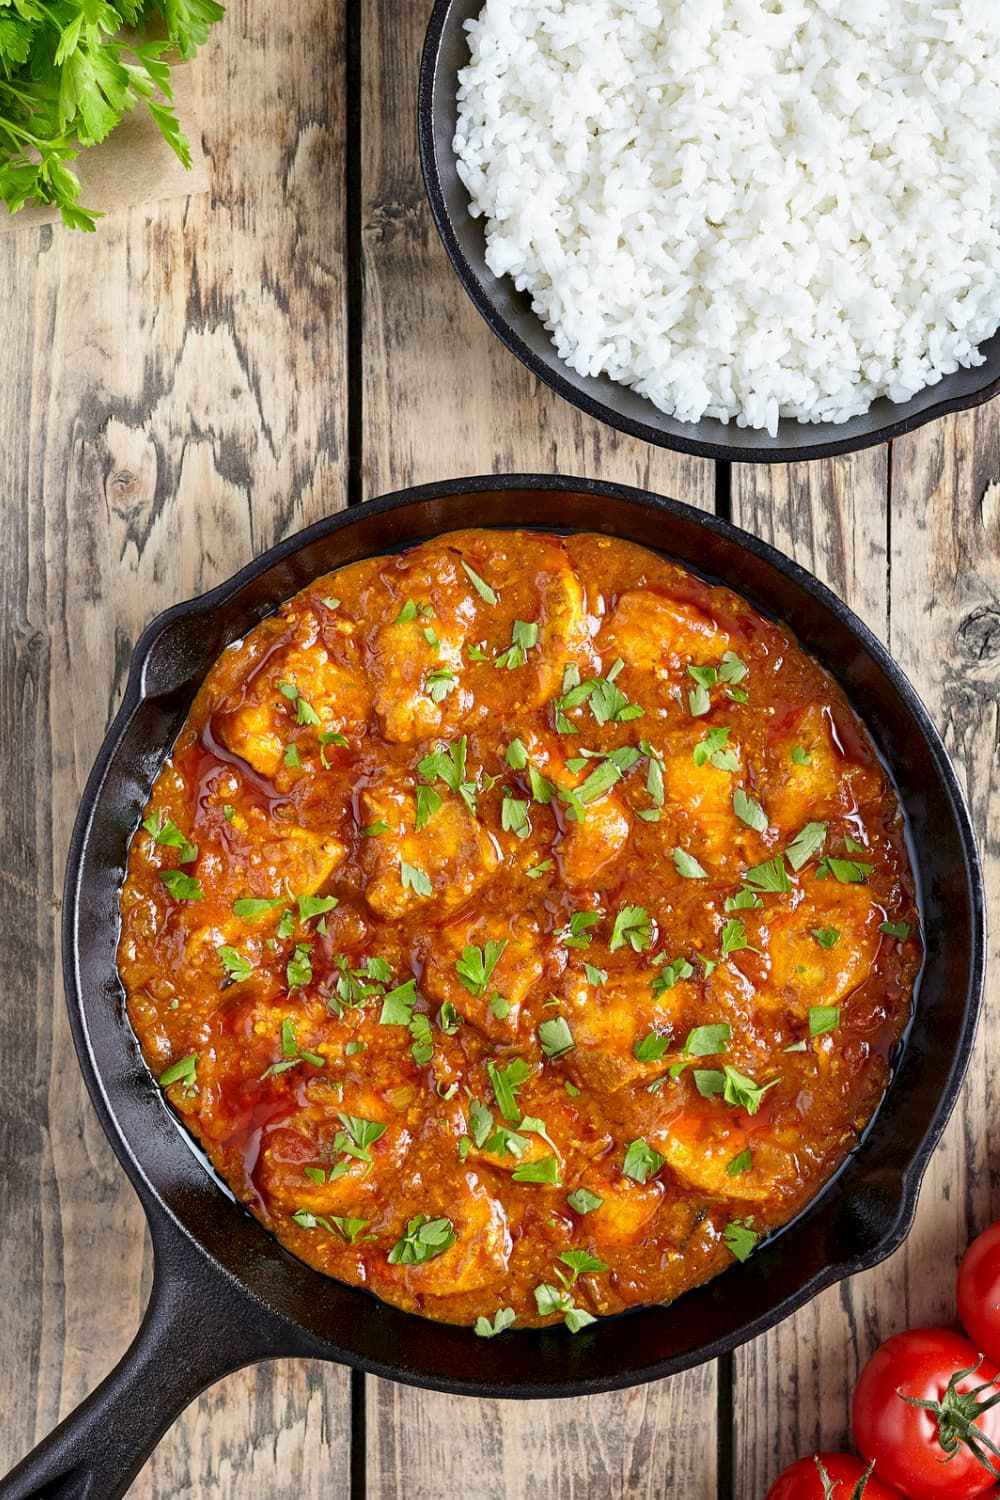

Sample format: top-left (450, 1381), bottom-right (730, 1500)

top-left (118, 531), bottom-right (920, 1331)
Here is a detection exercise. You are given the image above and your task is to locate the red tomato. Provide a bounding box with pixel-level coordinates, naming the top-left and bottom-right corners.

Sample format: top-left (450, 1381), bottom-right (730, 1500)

top-left (960, 1224), bottom-right (1000, 1366)
top-left (853, 1327), bottom-right (1000, 1499)
top-left (766, 1452), bottom-right (902, 1499)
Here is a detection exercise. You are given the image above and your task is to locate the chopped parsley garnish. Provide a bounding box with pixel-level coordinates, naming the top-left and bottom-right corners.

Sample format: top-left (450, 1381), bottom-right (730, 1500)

top-left (217, 945), bottom-right (253, 983)
top-left (394, 598), bottom-right (433, 624)
top-left (318, 729), bottom-right (349, 767)
top-left (501, 791), bottom-right (531, 839)
top-left (142, 810), bottom-right (197, 864)
top-left (399, 859), bottom-right (432, 896)
top-left (811, 926), bottom-right (841, 949)
top-left (378, 977), bottom-right (418, 1025)
top-left (534, 1251), bottom-right (608, 1332)
top-left (640, 740), bottom-right (665, 809)
top-left (417, 737), bottom-right (478, 814)
top-left (567, 1186), bottom-right (603, 1215)
top-left (634, 1031), bottom-right (672, 1062)
top-left (488, 1056), bottom-right (532, 1122)
top-left (879, 919), bottom-right (911, 940)
top-left (527, 859), bottom-right (553, 880)
top-left (538, 1016), bottom-right (575, 1059)
top-left (733, 789), bottom-right (768, 832)
top-left (460, 560), bottom-right (498, 605)
top-left (791, 745), bottom-right (812, 765)
top-left (233, 896), bottom-right (284, 920)
top-left (297, 893), bottom-right (338, 922)
top-left (260, 1018), bottom-right (323, 1079)
top-left (415, 783), bottom-right (442, 831)
top-left (425, 666), bottom-right (457, 703)
top-left (294, 1213), bottom-right (370, 1244)
top-left (609, 904), bottom-right (652, 953)
top-left (474, 1308), bottom-right (516, 1338)
top-left (512, 1155), bottom-right (561, 1185)
top-left (723, 1220), bottom-right (759, 1262)
top-left (742, 855), bottom-right (792, 894)
top-left (489, 994), bottom-right (511, 1019)
top-left (322, 596), bottom-right (341, 610)
top-left (623, 1138), bottom-right (666, 1184)
top-left (694, 1064), bottom-right (780, 1114)
top-left (652, 954), bottom-right (695, 994)
top-left (584, 963), bottom-right (607, 988)
top-left (725, 889), bottom-right (762, 911)
top-left (669, 1022), bottom-right (730, 1078)
top-left (673, 847), bottom-right (709, 880)
top-left (555, 659), bottom-right (644, 729)
top-left (387, 1214), bottom-right (457, 1265)
top-left (361, 820), bottom-right (391, 837)
top-left (158, 1053), bottom-right (198, 1093)
top-left (505, 737), bottom-right (528, 769)
top-left (283, 743), bottom-right (302, 768)
top-left (456, 940), bottom-right (507, 997)
top-left (727, 1148), bottom-right (752, 1177)
top-left (277, 679), bottom-right (321, 727)
top-left (785, 821), bottom-right (828, 872)
top-left (809, 1005), bottom-right (841, 1037)
top-left (558, 910), bottom-right (600, 949)
top-left (158, 869), bottom-right (204, 901)
top-left (720, 917), bottom-right (759, 958)
top-left (817, 855), bottom-right (873, 883)
top-left (494, 619), bottom-right (540, 670)
top-left (286, 943), bottom-right (313, 990)
top-left (222, 804), bottom-right (236, 821)
top-left (693, 725), bottom-right (739, 771)
top-left (687, 654), bottom-right (748, 716)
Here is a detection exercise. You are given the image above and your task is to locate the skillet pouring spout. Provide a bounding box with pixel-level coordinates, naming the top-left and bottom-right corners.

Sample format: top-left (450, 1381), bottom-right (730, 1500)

top-left (0, 1216), bottom-right (328, 1500)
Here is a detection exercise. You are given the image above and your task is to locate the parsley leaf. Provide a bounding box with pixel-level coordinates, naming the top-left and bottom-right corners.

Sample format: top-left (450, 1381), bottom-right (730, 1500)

top-left (488, 1057), bottom-right (532, 1123)
top-left (723, 1219), bottom-right (759, 1261)
top-left (399, 859), bottom-right (432, 896)
top-left (809, 1005), bottom-right (841, 1037)
top-left (538, 1016), bottom-right (575, 1059)
top-left (494, 619), bottom-right (539, 670)
top-left (673, 847), bottom-right (709, 880)
top-left (217, 945), bottom-right (253, 983)
top-left (609, 904), bottom-right (652, 953)
top-left (733, 789), bottom-right (768, 832)
top-left (742, 855), bottom-right (792, 894)
top-left (623, 1138), bottom-right (666, 1184)
top-left (460, 560), bottom-right (498, 605)
top-left (456, 940), bottom-right (507, 997)
top-left (785, 821), bottom-right (828, 872)
top-left (474, 1308), bottom-right (516, 1338)
top-left (811, 926), bottom-right (841, 949)
top-left (159, 869), bottom-right (203, 901)
top-left (387, 1214), bottom-right (457, 1265)
top-left (879, 919), bottom-right (911, 941)
top-left (566, 1187), bottom-right (603, 1215)
top-left (142, 810), bottom-right (198, 864)
top-left (816, 855), bottom-right (873, 884)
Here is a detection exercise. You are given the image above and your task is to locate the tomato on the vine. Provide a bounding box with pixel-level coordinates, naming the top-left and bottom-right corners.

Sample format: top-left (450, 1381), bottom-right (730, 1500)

top-left (853, 1327), bottom-right (1000, 1499)
top-left (959, 1224), bottom-right (1000, 1366)
top-left (765, 1452), bottom-right (902, 1498)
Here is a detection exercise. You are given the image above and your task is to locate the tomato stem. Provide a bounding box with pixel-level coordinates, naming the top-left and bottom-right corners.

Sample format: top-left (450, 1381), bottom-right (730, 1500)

top-left (899, 1359), bottom-right (1000, 1476)
top-left (813, 1456), bottom-right (877, 1500)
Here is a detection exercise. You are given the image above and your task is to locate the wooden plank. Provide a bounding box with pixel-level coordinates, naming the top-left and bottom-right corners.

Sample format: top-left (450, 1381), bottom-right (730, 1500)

top-left (361, 4), bottom-right (717, 1497)
top-left (728, 450), bottom-right (891, 1494)
top-left (0, 4), bottom-right (353, 1496)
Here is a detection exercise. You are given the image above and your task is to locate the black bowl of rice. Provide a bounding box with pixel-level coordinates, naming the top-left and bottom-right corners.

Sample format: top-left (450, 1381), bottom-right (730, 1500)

top-left (419, 0), bottom-right (1000, 463)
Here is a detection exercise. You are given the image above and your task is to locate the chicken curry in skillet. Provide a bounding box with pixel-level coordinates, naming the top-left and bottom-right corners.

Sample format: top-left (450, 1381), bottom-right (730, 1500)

top-left (119, 530), bottom-right (920, 1333)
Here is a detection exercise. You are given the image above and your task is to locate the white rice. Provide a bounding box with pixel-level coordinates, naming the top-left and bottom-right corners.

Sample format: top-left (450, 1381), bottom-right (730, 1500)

top-left (454, 0), bottom-right (1000, 436)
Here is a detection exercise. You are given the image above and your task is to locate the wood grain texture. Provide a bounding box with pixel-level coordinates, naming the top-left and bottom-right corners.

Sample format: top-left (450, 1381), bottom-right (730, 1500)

top-left (0, 3), bottom-right (353, 1495)
top-left (360, 3), bottom-right (717, 1497)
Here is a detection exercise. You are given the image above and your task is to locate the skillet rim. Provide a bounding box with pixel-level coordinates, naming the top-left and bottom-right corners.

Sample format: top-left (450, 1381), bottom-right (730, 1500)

top-left (61, 473), bottom-right (987, 1398)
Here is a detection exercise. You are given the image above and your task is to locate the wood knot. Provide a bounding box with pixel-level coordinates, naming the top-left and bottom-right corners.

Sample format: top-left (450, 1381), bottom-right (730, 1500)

top-left (956, 606), bottom-right (1000, 666)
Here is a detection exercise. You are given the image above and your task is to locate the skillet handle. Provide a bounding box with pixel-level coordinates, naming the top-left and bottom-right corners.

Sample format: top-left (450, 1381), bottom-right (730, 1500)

top-left (0, 1222), bottom-right (321, 1500)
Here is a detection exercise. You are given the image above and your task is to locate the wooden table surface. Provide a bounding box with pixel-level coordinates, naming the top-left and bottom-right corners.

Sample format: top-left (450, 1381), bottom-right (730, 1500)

top-left (1, 5), bottom-right (997, 1496)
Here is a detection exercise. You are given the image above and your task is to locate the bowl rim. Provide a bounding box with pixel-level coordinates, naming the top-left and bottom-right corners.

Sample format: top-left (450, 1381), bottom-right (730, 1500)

top-left (62, 474), bottom-right (988, 1396)
top-left (418, 0), bottom-right (1000, 465)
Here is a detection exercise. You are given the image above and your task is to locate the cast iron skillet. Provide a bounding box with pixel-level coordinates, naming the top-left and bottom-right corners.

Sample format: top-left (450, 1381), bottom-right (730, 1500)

top-left (2, 476), bottom-right (986, 1500)
top-left (419, 0), bottom-right (1000, 464)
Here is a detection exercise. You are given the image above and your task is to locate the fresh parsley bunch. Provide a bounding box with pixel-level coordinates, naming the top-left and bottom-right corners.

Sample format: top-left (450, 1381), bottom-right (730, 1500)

top-left (0, 0), bottom-right (224, 230)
